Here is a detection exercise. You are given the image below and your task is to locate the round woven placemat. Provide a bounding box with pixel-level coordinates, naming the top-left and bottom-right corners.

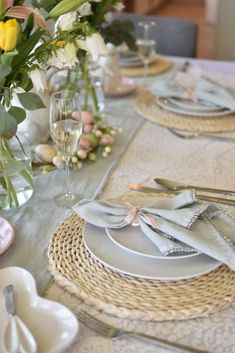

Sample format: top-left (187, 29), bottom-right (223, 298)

top-left (48, 211), bottom-right (235, 322)
top-left (135, 88), bottom-right (235, 132)
top-left (121, 56), bottom-right (172, 77)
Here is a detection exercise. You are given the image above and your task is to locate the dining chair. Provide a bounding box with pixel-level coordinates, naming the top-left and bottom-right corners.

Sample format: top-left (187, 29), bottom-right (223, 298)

top-left (111, 13), bottom-right (198, 58)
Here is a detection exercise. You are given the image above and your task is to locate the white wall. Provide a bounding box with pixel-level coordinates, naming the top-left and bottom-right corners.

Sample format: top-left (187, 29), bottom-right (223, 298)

top-left (214, 0), bottom-right (235, 61)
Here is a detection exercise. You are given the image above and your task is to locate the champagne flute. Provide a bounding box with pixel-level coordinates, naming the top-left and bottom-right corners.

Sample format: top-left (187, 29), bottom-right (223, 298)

top-left (50, 90), bottom-right (83, 208)
top-left (137, 21), bottom-right (156, 86)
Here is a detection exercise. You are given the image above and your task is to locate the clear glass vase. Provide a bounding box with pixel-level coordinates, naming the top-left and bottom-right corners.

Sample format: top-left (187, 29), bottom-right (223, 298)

top-left (0, 136), bottom-right (33, 211)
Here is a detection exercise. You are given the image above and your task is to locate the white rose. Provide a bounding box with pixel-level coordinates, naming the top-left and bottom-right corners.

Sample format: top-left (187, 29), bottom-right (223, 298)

top-left (113, 2), bottom-right (125, 12)
top-left (47, 43), bottom-right (78, 69)
top-left (86, 33), bottom-right (107, 61)
top-left (29, 69), bottom-right (48, 93)
top-left (77, 39), bottom-right (88, 51)
top-left (55, 11), bottom-right (77, 31)
top-left (78, 2), bottom-right (92, 16)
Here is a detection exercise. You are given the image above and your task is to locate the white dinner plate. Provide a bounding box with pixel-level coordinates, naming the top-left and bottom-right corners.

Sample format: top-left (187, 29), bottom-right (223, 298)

top-left (168, 97), bottom-right (224, 112)
top-left (83, 223), bottom-right (221, 281)
top-left (0, 267), bottom-right (79, 353)
top-left (106, 225), bottom-right (199, 259)
top-left (156, 98), bottom-right (234, 117)
top-left (120, 55), bottom-right (158, 68)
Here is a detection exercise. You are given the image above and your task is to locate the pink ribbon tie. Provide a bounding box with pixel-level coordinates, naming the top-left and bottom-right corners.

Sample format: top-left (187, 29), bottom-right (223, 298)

top-left (183, 87), bottom-right (198, 103)
top-left (124, 202), bottom-right (158, 228)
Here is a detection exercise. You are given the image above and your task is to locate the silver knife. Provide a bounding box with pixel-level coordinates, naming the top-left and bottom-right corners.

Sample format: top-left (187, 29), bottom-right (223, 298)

top-left (154, 177), bottom-right (235, 196)
top-left (128, 184), bottom-right (235, 206)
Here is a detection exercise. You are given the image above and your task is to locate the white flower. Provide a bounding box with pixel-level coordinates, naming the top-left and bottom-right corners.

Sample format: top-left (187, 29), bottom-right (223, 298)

top-left (55, 12), bottom-right (77, 31)
top-left (29, 69), bottom-right (48, 93)
top-left (86, 33), bottom-right (107, 61)
top-left (113, 2), bottom-right (125, 12)
top-left (47, 43), bottom-right (78, 69)
top-left (104, 12), bottom-right (112, 22)
top-left (77, 39), bottom-right (88, 51)
top-left (92, 0), bottom-right (102, 2)
top-left (78, 2), bottom-right (92, 16)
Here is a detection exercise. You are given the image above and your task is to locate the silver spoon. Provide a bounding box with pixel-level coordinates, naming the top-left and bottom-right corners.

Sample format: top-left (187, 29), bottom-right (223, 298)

top-left (154, 177), bottom-right (235, 196)
top-left (3, 285), bottom-right (37, 353)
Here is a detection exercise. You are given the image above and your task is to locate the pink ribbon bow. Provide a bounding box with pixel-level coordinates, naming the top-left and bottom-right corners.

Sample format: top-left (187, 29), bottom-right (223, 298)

top-left (124, 202), bottom-right (158, 228)
top-left (183, 87), bottom-right (198, 103)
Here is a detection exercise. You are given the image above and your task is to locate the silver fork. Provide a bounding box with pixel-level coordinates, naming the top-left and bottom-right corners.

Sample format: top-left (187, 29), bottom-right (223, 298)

top-left (77, 310), bottom-right (209, 353)
top-left (168, 129), bottom-right (235, 143)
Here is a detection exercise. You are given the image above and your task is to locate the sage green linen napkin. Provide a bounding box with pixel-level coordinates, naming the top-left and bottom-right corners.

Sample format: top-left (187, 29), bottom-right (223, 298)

top-left (74, 190), bottom-right (235, 270)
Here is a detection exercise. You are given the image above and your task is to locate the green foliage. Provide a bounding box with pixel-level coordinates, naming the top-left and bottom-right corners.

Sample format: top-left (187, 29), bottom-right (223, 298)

top-left (17, 92), bottom-right (46, 110)
top-left (0, 64), bottom-right (12, 77)
top-left (48, 0), bottom-right (88, 18)
top-left (0, 103), bottom-right (17, 139)
top-left (8, 106), bottom-right (26, 124)
top-left (101, 20), bottom-right (137, 51)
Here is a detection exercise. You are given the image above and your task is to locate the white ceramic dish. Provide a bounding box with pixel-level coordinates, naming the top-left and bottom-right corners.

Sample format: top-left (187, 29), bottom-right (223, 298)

top-left (83, 223), bottom-right (221, 281)
top-left (0, 217), bottom-right (14, 256)
top-left (168, 97), bottom-right (223, 112)
top-left (106, 226), bottom-right (199, 259)
top-left (0, 267), bottom-right (79, 353)
top-left (104, 77), bottom-right (137, 97)
top-left (156, 98), bottom-right (234, 117)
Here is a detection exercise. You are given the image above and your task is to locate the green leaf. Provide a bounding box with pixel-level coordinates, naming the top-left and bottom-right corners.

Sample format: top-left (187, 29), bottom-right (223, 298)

top-left (0, 64), bottom-right (12, 77)
top-left (48, 0), bottom-right (88, 18)
top-left (24, 13), bottom-right (34, 38)
top-left (17, 92), bottom-right (46, 110)
top-left (0, 103), bottom-right (17, 139)
top-left (1, 49), bottom-right (18, 66)
top-left (8, 106), bottom-right (26, 124)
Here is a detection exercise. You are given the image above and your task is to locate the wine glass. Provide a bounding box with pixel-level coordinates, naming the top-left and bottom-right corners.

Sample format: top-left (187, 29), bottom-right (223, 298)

top-left (137, 21), bottom-right (156, 86)
top-left (50, 90), bottom-right (83, 208)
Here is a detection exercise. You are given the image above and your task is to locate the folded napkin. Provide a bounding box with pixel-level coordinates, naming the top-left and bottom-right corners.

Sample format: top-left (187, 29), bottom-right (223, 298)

top-left (151, 76), bottom-right (235, 111)
top-left (74, 190), bottom-right (235, 270)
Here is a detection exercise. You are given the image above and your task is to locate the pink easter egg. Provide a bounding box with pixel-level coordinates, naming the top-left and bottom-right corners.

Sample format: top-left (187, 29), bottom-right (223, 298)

top-left (81, 111), bottom-right (94, 125)
top-left (79, 136), bottom-right (90, 150)
top-left (100, 134), bottom-right (114, 146)
top-left (84, 124), bottom-right (93, 133)
top-left (71, 111), bottom-right (81, 121)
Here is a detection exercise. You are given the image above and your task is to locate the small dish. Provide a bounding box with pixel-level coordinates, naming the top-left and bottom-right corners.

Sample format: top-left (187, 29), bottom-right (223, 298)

top-left (0, 267), bottom-right (79, 353)
top-left (105, 77), bottom-right (137, 97)
top-left (106, 226), bottom-right (199, 259)
top-left (0, 217), bottom-right (14, 256)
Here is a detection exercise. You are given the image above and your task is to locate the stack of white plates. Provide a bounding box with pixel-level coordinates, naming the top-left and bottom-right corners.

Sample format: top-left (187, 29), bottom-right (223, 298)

top-left (120, 52), bottom-right (158, 68)
top-left (83, 196), bottom-right (221, 281)
top-left (156, 97), bottom-right (234, 117)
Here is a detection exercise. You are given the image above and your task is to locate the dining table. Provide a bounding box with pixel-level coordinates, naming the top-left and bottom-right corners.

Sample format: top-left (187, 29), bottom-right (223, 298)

top-left (1, 55), bottom-right (235, 353)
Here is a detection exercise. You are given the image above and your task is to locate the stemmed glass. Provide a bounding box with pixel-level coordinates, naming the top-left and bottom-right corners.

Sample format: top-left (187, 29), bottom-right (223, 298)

top-left (50, 90), bottom-right (83, 208)
top-left (136, 21), bottom-right (156, 86)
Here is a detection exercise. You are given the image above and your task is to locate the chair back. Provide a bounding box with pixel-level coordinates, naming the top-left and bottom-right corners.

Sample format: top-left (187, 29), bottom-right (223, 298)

top-left (112, 13), bottom-right (198, 58)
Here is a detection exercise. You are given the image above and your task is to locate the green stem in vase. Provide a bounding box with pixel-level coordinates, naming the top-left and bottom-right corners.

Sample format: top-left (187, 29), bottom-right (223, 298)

top-left (0, 137), bottom-right (19, 208)
top-left (81, 55), bottom-right (99, 113)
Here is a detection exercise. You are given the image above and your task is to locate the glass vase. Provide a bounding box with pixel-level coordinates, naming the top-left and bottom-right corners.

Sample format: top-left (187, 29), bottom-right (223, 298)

top-left (0, 136), bottom-right (33, 211)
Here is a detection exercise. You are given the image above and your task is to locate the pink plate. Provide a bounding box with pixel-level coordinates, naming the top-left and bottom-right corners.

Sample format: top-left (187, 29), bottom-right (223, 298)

top-left (105, 77), bottom-right (137, 97)
top-left (0, 216), bottom-right (14, 255)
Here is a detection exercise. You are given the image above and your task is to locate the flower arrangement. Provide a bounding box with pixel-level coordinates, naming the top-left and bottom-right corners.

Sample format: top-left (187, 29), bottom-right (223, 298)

top-left (0, 0), bottom-right (135, 208)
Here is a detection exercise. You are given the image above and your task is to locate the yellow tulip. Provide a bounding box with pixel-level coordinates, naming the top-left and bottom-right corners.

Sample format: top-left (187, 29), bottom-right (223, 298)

top-left (0, 19), bottom-right (18, 52)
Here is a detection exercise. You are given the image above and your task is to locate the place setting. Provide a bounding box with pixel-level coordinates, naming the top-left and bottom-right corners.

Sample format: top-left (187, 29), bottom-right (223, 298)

top-left (47, 187), bottom-right (235, 328)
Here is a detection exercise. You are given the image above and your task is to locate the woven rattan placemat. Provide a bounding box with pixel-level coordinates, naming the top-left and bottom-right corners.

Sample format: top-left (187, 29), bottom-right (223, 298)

top-left (48, 200), bottom-right (235, 322)
top-left (135, 89), bottom-right (235, 133)
top-left (121, 56), bottom-right (172, 77)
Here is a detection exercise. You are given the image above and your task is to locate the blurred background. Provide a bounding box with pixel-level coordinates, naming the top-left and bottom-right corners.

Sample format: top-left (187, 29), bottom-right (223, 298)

top-left (122, 0), bottom-right (235, 61)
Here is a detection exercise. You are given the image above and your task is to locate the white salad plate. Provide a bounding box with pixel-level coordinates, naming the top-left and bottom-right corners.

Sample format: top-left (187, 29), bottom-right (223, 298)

top-left (106, 225), bottom-right (199, 259)
top-left (168, 97), bottom-right (224, 112)
top-left (156, 98), bottom-right (234, 117)
top-left (83, 223), bottom-right (221, 281)
top-left (0, 267), bottom-right (79, 353)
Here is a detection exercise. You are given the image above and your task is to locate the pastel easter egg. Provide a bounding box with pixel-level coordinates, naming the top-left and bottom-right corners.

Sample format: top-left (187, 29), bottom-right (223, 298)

top-left (83, 124), bottom-right (93, 133)
top-left (71, 111), bottom-right (81, 121)
top-left (35, 144), bottom-right (57, 162)
top-left (100, 134), bottom-right (114, 146)
top-left (79, 136), bottom-right (90, 150)
top-left (81, 111), bottom-right (94, 125)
